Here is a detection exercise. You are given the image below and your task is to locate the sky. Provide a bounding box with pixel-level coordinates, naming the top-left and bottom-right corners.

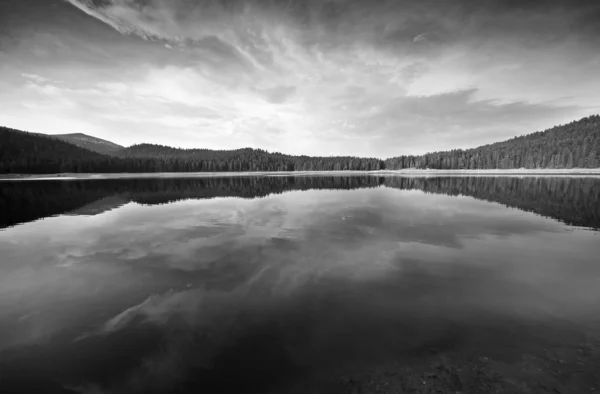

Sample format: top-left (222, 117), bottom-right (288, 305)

top-left (1, 0), bottom-right (599, 157)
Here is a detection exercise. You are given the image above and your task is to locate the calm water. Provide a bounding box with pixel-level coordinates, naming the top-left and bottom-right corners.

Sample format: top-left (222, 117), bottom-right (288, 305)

top-left (1, 176), bottom-right (599, 393)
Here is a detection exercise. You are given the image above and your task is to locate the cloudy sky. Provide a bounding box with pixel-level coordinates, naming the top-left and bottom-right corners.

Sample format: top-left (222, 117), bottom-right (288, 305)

top-left (1, 0), bottom-right (599, 156)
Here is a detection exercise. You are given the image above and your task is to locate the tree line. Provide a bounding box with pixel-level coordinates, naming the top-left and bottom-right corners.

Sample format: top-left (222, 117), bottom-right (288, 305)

top-left (385, 115), bottom-right (600, 170)
top-left (0, 127), bottom-right (383, 174)
top-left (1, 114), bottom-right (599, 174)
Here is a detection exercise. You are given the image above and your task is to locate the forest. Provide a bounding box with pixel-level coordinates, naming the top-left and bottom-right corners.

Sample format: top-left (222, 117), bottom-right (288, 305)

top-left (0, 127), bottom-right (383, 173)
top-left (1, 115), bottom-right (599, 174)
top-left (385, 115), bottom-right (600, 170)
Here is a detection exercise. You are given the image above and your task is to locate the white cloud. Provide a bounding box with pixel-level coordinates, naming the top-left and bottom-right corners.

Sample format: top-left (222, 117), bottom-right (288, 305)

top-left (21, 73), bottom-right (51, 83)
top-left (25, 81), bottom-right (63, 96)
top-left (1, 0), bottom-right (598, 155)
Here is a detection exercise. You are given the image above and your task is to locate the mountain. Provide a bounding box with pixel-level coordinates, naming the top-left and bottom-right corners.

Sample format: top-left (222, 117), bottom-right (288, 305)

top-left (114, 143), bottom-right (384, 171)
top-left (104, 114), bottom-right (600, 171)
top-left (0, 127), bottom-right (383, 173)
top-left (117, 143), bottom-right (256, 160)
top-left (50, 133), bottom-right (123, 155)
top-left (1, 114), bottom-right (599, 174)
top-left (385, 115), bottom-right (600, 170)
top-left (0, 127), bottom-right (114, 174)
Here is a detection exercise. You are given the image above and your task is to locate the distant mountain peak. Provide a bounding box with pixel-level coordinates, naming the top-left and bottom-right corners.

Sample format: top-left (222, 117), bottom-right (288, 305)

top-left (56, 133), bottom-right (87, 137)
top-left (51, 133), bottom-right (124, 155)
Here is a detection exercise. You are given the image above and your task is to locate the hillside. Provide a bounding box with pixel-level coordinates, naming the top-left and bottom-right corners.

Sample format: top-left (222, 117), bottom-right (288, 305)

top-left (117, 144), bottom-right (256, 160)
top-left (1, 115), bottom-right (599, 174)
top-left (0, 128), bottom-right (382, 173)
top-left (0, 127), bottom-right (117, 173)
top-left (385, 115), bottom-right (600, 170)
top-left (51, 133), bottom-right (123, 155)
top-left (114, 143), bottom-right (383, 171)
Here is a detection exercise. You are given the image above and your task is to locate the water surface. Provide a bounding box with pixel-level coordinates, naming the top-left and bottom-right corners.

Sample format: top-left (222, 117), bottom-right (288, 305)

top-left (1, 176), bottom-right (599, 393)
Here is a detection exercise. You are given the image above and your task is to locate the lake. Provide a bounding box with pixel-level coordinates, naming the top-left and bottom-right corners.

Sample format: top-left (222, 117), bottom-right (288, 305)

top-left (1, 176), bottom-right (599, 394)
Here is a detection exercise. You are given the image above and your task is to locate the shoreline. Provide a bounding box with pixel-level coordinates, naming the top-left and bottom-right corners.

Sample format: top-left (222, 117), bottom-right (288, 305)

top-left (1, 168), bottom-right (600, 181)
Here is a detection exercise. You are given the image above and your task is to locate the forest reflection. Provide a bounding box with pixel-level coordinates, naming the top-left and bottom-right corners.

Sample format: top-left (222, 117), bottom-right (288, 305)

top-left (1, 176), bottom-right (599, 230)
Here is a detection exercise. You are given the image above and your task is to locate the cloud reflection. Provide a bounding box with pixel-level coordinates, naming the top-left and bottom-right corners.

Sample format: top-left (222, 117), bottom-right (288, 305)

top-left (1, 186), bottom-right (599, 393)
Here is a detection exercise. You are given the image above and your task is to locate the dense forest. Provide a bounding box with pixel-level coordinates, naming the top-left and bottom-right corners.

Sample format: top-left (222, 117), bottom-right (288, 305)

top-left (0, 127), bottom-right (111, 174)
top-left (1, 115), bottom-right (599, 174)
top-left (0, 127), bottom-right (383, 173)
top-left (117, 143), bottom-right (385, 172)
top-left (385, 115), bottom-right (600, 169)
top-left (1, 176), bottom-right (598, 230)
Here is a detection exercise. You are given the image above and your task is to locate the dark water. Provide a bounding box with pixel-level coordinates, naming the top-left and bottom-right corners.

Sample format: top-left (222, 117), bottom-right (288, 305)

top-left (1, 176), bottom-right (599, 394)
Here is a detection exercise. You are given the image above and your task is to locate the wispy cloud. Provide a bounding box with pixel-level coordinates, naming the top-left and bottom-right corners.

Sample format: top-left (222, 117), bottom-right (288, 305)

top-left (21, 73), bottom-right (53, 83)
top-left (0, 0), bottom-right (598, 155)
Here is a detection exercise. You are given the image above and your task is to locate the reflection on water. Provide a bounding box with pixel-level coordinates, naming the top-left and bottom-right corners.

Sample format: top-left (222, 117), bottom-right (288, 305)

top-left (0, 176), bottom-right (599, 393)
top-left (1, 176), bottom-right (599, 230)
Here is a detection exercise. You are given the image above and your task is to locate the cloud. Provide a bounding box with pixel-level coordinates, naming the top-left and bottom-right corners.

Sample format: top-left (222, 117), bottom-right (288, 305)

top-left (0, 0), bottom-right (598, 155)
top-left (21, 73), bottom-right (51, 83)
top-left (412, 33), bottom-right (428, 43)
top-left (25, 81), bottom-right (63, 96)
top-left (64, 0), bottom-right (153, 38)
top-left (254, 85), bottom-right (297, 104)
